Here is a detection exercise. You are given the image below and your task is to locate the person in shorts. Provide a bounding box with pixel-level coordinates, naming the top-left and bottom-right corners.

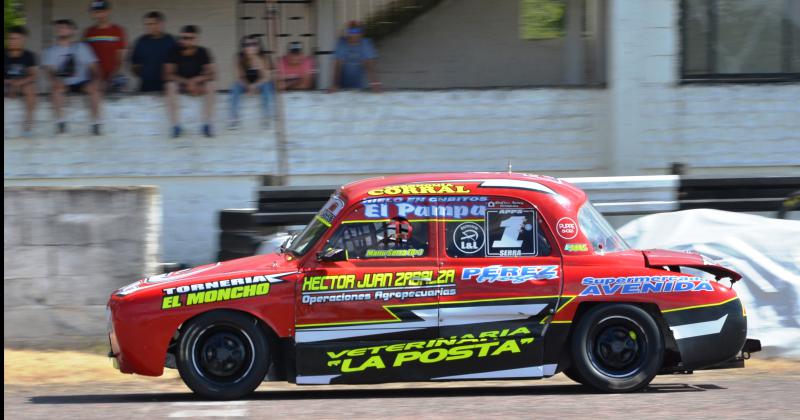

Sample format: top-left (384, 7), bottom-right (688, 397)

top-left (4, 26), bottom-right (38, 137)
top-left (43, 19), bottom-right (103, 135)
top-left (164, 25), bottom-right (216, 138)
top-left (83, 0), bottom-right (127, 92)
top-left (129, 11), bottom-right (176, 92)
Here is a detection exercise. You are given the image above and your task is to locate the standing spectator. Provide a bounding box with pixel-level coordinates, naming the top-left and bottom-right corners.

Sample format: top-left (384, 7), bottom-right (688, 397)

top-left (43, 19), bottom-right (103, 135)
top-left (278, 41), bottom-right (314, 91)
top-left (229, 35), bottom-right (274, 130)
top-left (129, 11), bottom-right (176, 92)
top-left (4, 26), bottom-right (38, 137)
top-left (83, 0), bottom-right (127, 91)
top-left (330, 21), bottom-right (380, 92)
top-left (164, 25), bottom-right (216, 138)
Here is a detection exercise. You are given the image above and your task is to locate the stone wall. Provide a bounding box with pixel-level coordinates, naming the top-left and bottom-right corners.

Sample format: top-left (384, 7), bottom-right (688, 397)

top-left (3, 186), bottom-right (160, 347)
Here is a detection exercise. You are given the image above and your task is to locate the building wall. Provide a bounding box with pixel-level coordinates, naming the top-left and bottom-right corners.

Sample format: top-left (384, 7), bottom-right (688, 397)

top-left (4, 186), bottom-right (160, 347)
top-left (374, 0), bottom-right (603, 88)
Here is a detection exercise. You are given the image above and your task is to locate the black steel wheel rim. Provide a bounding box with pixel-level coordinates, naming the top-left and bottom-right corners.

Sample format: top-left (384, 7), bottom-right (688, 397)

top-left (194, 326), bottom-right (253, 383)
top-left (587, 316), bottom-right (648, 378)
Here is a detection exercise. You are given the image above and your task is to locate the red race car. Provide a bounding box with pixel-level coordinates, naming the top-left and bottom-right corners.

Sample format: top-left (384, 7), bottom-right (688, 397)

top-left (107, 172), bottom-right (761, 399)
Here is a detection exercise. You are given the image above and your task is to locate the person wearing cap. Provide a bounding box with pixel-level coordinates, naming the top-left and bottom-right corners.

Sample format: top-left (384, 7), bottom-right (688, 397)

top-left (42, 19), bottom-right (103, 135)
top-left (330, 21), bottom-right (381, 92)
top-left (278, 41), bottom-right (314, 91)
top-left (4, 26), bottom-right (38, 137)
top-left (83, 0), bottom-right (127, 91)
top-left (164, 25), bottom-right (216, 138)
top-left (228, 35), bottom-right (275, 130)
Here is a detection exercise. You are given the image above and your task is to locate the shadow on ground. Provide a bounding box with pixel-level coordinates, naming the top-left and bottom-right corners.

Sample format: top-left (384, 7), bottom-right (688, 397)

top-left (30, 382), bottom-right (724, 404)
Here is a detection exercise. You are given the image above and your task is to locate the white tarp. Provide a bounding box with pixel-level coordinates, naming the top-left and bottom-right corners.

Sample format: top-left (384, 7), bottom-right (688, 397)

top-left (619, 209), bottom-right (800, 358)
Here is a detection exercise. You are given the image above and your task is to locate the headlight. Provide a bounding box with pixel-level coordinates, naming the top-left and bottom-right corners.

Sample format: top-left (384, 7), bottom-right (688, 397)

top-left (105, 305), bottom-right (113, 332)
top-left (115, 280), bottom-right (144, 296)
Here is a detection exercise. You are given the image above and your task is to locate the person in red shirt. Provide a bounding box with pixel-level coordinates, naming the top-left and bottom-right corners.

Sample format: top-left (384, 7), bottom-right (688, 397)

top-left (83, 1), bottom-right (127, 90)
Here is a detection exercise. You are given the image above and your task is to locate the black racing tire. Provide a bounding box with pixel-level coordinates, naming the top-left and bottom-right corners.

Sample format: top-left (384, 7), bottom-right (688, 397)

top-left (562, 366), bottom-right (586, 385)
top-left (176, 310), bottom-right (270, 400)
top-left (570, 304), bottom-right (664, 393)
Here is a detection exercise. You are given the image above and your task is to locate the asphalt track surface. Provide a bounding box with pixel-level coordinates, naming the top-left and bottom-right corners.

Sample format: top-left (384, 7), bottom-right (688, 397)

top-left (6, 365), bottom-right (800, 420)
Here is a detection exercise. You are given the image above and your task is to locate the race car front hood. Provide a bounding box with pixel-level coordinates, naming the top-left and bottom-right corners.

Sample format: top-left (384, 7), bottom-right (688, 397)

top-left (115, 253), bottom-right (300, 297)
top-left (641, 249), bottom-right (742, 282)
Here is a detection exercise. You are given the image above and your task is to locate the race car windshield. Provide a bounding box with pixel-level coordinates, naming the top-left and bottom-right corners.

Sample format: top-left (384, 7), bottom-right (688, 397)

top-left (287, 193), bottom-right (346, 256)
top-left (577, 202), bottom-right (630, 253)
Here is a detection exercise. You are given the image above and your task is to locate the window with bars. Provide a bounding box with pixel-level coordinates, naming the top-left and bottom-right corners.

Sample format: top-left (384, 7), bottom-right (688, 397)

top-left (681, 0), bottom-right (800, 82)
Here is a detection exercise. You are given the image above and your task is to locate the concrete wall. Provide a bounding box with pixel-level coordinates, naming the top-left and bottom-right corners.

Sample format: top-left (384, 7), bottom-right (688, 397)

top-left (4, 186), bottom-right (160, 347)
top-left (4, 94), bottom-right (272, 266)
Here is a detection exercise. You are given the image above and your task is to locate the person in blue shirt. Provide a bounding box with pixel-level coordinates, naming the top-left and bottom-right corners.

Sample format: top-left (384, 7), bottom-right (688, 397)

top-left (129, 11), bottom-right (176, 92)
top-left (330, 21), bottom-right (381, 92)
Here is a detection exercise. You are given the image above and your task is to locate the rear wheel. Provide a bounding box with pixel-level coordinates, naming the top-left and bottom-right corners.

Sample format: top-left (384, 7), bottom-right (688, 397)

top-left (570, 304), bottom-right (664, 392)
top-left (176, 311), bottom-right (270, 400)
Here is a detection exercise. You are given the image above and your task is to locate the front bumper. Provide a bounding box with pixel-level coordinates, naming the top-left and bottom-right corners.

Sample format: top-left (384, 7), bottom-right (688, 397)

top-left (106, 305), bottom-right (121, 371)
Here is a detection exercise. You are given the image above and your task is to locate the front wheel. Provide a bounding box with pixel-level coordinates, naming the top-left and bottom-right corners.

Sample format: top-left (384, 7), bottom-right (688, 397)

top-left (570, 304), bottom-right (664, 393)
top-left (176, 310), bottom-right (270, 400)
top-left (561, 366), bottom-right (585, 385)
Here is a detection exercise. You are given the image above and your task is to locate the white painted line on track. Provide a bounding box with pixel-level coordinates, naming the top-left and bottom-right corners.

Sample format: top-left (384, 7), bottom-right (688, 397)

top-left (169, 401), bottom-right (249, 417)
top-left (171, 401), bottom-right (248, 406)
top-left (168, 409), bottom-right (248, 418)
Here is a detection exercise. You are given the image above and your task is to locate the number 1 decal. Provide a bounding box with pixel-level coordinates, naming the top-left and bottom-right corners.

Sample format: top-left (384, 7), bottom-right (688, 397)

top-left (485, 209), bottom-right (537, 257)
top-left (492, 216), bottom-right (525, 248)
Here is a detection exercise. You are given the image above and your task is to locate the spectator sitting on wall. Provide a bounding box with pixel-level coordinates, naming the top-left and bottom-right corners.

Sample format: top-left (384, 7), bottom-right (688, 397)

top-left (129, 11), bottom-right (176, 92)
top-left (164, 25), bottom-right (216, 138)
top-left (4, 26), bottom-right (38, 138)
top-left (83, 0), bottom-right (127, 92)
top-left (43, 19), bottom-right (103, 136)
top-left (330, 21), bottom-right (380, 92)
top-left (229, 35), bottom-right (274, 130)
top-left (278, 41), bottom-right (314, 91)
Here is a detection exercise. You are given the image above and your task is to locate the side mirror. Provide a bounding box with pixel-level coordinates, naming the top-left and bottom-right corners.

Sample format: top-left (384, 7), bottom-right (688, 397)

top-left (317, 247), bottom-right (348, 262)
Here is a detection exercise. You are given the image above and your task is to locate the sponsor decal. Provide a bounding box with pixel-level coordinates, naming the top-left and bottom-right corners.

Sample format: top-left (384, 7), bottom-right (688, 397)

top-left (556, 217), bottom-right (578, 239)
top-left (486, 209), bottom-right (537, 257)
top-left (579, 276), bottom-right (715, 297)
top-left (364, 248), bottom-right (425, 258)
top-left (320, 195), bottom-right (345, 224)
top-left (301, 269), bottom-right (457, 305)
top-left (362, 196), bottom-right (488, 220)
top-left (486, 199), bottom-right (528, 208)
top-left (323, 327), bottom-right (535, 373)
top-left (564, 243), bottom-right (589, 252)
top-left (368, 183), bottom-right (471, 196)
top-left (160, 272), bottom-right (291, 309)
top-left (452, 222), bottom-right (485, 255)
top-left (461, 265), bottom-right (559, 284)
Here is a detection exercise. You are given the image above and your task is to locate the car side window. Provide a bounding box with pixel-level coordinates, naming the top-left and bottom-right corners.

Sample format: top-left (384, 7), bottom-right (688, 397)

top-left (324, 204), bottom-right (430, 259)
top-left (446, 198), bottom-right (551, 258)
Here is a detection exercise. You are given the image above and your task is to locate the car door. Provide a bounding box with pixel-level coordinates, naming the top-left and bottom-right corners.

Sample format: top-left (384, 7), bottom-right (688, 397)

top-left (432, 195), bottom-right (564, 380)
top-left (294, 197), bottom-right (448, 384)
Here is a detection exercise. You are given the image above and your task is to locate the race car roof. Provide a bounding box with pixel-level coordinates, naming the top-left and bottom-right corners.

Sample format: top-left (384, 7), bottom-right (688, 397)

top-left (340, 172), bottom-right (587, 211)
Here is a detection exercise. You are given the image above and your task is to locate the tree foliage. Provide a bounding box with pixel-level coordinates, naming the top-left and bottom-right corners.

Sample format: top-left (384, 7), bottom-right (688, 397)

top-left (5, 0), bottom-right (26, 42)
